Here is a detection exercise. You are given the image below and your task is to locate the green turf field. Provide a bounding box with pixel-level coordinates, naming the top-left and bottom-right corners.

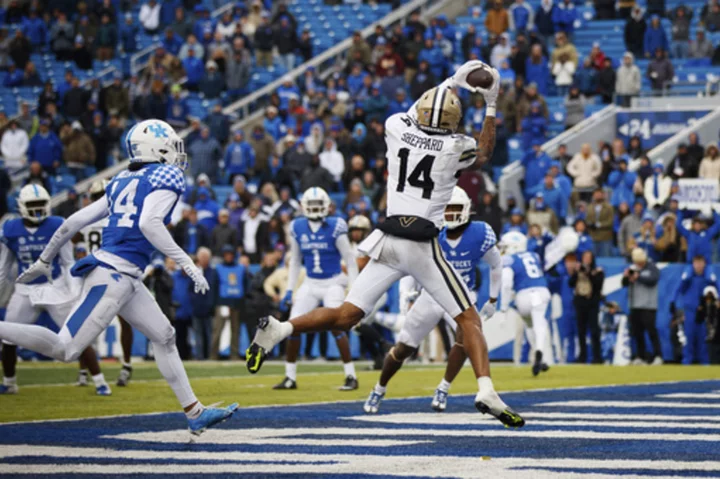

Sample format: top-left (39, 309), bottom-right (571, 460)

top-left (1, 360), bottom-right (719, 423)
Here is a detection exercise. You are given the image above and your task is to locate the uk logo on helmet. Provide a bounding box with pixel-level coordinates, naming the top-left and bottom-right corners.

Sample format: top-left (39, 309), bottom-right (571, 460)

top-left (148, 123), bottom-right (168, 138)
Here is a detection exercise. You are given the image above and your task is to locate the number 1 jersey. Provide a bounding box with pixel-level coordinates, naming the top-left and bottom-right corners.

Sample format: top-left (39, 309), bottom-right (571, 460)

top-left (385, 113), bottom-right (477, 229)
top-left (290, 216), bottom-right (348, 280)
top-left (103, 163), bottom-right (185, 270)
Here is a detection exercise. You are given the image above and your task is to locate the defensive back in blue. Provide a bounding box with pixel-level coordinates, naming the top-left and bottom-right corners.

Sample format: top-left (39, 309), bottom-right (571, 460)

top-left (439, 221), bottom-right (496, 290)
top-left (103, 163), bottom-right (185, 271)
top-left (507, 251), bottom-right (548, 291)
top-left (291, 216), bottom-right (348, 279)
top-left (1, 217), bottom-right (64, 284)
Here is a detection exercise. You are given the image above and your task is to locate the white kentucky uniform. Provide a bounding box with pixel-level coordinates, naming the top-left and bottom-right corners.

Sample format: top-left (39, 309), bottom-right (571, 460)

top-left (502, 251), bottom-right (551, 355)
top-left (288, 216), bottom-right (352, 319)
top-left (11, 163), bottom-right (197, 407)
top-left (397, 221), bottom-right (500, 348)
top-left (0, 217), bottom-right (76, 336)
top-left (346, 95), bottom-right (478, 320)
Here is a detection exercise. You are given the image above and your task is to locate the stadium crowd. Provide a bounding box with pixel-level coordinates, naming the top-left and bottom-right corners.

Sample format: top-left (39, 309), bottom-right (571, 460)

top-left (1, 0), bottom-right (720, 366)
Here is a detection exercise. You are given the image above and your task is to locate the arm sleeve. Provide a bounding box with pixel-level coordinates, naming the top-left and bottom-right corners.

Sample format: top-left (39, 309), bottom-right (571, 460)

top-left (676, 213), bottom-right (690, 238)
top-left (286, 235), bottom-right (302, 293)
top-left (58, 241), bottom-right (74, 268)
top-left (500, 266), bottom-right (514, 312)
top-left (482, 245), bottom-right (502, 299)
top-left (39, 197), bottom-right (109, 263)
top-left (138, 190), bottom-right (194, 269)
top-left (0, 243), bottom-right (14, 291)
top-left (336, 234), bottom-right (358, 287)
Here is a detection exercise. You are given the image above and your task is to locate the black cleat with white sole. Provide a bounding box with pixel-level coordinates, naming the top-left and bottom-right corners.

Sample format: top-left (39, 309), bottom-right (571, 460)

top-left (475, 400), bottom-right (526, 428)
top-left (273, 377), bottom-right (297, 390)
top-left (338, 375), bottom-right (359, 391)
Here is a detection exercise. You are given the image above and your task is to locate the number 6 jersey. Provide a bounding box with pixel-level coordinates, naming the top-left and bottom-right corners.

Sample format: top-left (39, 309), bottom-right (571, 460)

top-left (385, 112), bottom-right (477, 229)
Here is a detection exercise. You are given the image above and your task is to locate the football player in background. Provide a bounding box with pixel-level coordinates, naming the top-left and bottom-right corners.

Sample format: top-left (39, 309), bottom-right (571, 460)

top-left (4, 120), bottom-right (237, 434)
top-left (247, 61), bottom-right (526, 428)
top-left (0, 184), bottom-right (110, 395)
top-left (273, 187), bottom-right (359, 391)
top-left (74, 180), bottom-right (134, 388)
top-left (363, 187), bottom-right (502, 413)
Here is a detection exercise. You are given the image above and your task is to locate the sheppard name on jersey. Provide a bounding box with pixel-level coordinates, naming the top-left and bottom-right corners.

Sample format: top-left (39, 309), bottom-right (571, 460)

top-left (401, 132), bottom-right (444, 152)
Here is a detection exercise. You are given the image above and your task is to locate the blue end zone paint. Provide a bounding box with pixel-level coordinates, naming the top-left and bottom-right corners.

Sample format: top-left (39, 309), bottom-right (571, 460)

top-left (0, 380), bottom-right (719, 478)
top-left (66, 285), bottom-right (107, 337)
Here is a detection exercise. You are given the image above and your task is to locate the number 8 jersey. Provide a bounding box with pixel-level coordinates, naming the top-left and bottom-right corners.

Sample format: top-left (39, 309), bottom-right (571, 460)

top-left (290, 216), bottom-right (348, 279)
top-left (102, 163), bottom-right (185, 270)
top-left (385, 112), bottom-right (477, 229)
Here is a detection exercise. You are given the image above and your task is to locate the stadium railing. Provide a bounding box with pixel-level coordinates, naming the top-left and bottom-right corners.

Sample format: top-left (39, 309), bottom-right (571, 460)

top-left (648, 106), bottom-right (720, 167)
top-left (197, 0), bottom-right (460, 139)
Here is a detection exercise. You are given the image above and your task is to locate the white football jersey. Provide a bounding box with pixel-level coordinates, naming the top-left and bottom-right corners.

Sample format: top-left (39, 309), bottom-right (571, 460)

top-left (77, 218), bottom-right (109, 253)
top-left (385, 112), bottom-right (477, 228)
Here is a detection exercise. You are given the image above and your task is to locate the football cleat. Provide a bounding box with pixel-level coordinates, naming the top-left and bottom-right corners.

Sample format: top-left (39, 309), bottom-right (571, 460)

top-left (188, 403), bottom-right (239, 436)
top-left (246, 316), bottom-right (286, 374)
top-left (76, 370), bottom-right (89, 387)
top-left (273, 377), bottom-right (297, 390)
top-left (339, 375), bottom-right (359, 391)
top-left (431, 388), bottom-right (448, 412)
top-left (532, 351), bottom-right (544, 377)
top-left (363, 390), bottom-right (384, 414)
top-left (116, 365), bottom-right (133, 386)
top-left (0, 384), bottom-right (18, 395)
top-left (96, 383), bottom-right (112, 396)
top-left (474, 389), bottom-right (525, 428)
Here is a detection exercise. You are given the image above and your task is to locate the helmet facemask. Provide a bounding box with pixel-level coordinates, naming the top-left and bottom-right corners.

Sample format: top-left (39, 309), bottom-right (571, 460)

top-left (304, 199), bottom-right (328, 220)
top-left (20, 199), bottom-right (50, 224)
top-left (444, 203), bottom-right (470, 230)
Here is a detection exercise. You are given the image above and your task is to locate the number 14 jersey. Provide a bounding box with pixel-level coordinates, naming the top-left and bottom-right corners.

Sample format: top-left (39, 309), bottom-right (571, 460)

top-left (385, 113), bottom-right (477, 229)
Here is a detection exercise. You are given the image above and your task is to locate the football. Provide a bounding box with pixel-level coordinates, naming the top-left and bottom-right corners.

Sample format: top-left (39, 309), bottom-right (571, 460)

top-left (466, 66), bottom-right (495, 89)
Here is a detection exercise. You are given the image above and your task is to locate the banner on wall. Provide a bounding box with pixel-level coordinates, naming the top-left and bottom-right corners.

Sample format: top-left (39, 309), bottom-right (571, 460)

top-left (616, 109), bottom-right (712, 150)
top-left (676, 178), bottom-right (720, 211)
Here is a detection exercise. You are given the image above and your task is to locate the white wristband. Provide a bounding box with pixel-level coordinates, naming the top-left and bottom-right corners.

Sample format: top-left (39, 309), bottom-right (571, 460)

top-left (485, 106), bottom-right (496, 118)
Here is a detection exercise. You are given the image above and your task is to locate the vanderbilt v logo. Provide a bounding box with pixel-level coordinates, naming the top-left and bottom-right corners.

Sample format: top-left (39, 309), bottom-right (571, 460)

top-left (399, 216), bottom-right (417, 228)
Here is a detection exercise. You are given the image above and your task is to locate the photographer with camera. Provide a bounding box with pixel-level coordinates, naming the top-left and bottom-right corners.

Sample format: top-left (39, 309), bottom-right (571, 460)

top-left (622, 248), bottom-right (662, 365)
top-left (696, 286), bottom-right (720, 364)
top-left (569, 250), bottom-right (605, 363)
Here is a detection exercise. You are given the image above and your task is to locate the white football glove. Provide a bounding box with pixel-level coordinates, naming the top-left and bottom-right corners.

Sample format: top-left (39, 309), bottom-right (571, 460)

top-left (183, 263), bottom-right (210, 294)
top-left (452, 60), bottom-right (490, 92)
top-left (478, 68), bottom-right (501, 108)
top-left (479, 300), bottom-right (497, 321)
top-left (16, 258), bottom-right (53, 284)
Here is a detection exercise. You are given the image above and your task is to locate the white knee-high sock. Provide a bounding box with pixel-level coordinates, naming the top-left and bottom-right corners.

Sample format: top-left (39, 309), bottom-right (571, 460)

top-left (153, 339), bottom-right (198, 408)
top-left (0, 323), bottom-right (64, 361)
top-left (532, 313), bottom-right (550, 360)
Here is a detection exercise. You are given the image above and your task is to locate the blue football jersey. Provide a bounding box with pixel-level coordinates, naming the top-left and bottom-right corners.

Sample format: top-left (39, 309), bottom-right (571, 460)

top-left (506, 251), bottom-right (548, 291)
top-left (0, 217), bottom-right (63, 284)
top-left (439, 221), bottom-right (496, 290)
top-left (102, 163), bottom-right (185, 270)
top-left (291, 216), bottom-right (347, 279)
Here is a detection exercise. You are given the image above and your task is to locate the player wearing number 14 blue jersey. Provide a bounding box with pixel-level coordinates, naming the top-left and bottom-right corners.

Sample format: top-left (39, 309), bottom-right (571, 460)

top-left (273, 187), bottom-right (359, 391)
top-left (0, 120), bottom-right (237, 435)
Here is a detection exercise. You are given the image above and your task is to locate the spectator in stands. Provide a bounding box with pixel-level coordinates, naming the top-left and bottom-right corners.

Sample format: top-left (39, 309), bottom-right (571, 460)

top-left (615, 52), bottom-right (642, 107)
top-left (171, 6), bottom-right (193, 39)
top-left (205, 104), bottom-right (231, 146)
top-left (72, 35), bottom-right (92, 70)
top-left (552, 52), bottom-right (575, 97)
top-left (535, 0), bottom-right (557, 48)
top-left (594, 0), bottom-right (616, 20)
top-left (319, 138), bottom-right (345, 184)
top-left (61, 122), bottom-right (95, 175)
top-left (419, 37), bottom-right (447, 78)
top-left (555, 143), bottom-right (573, 171)
top-left (226, 38), bottom-right (251, 99)
top-left (24, 161), bottom-right (51, 194)
top-left (9, 29), bottom-right (30, 70)
top-left (520, 103), bottom-right (548, 151)
top-left (522, 141), bottom-right (553, 197)
top-left (667, 143), bottom-right (699, 179)
top-left (647, 48), bottom-right (674, 94)
top-left (224, 129), bottom-right (255, 184)
top-left (160, 27), bottom-right (183, 57)
top-left (477, 192), bottom-right (503, 236)
top-left (211, 245), bottom-right (247, 360)
top-left (689, 29), bottom-right (715, 58)
top-left (254, 12), bottom-right (274, 68)
top-left (190, 247), bottom-right (216, 360)
top-left (625, 6), bottom-right (647, 58)
top-left (274, 16), bottom-right (297, 71)
top-left (644, 15), bottom-right (668, 58)
top-left (0, 28), bottom-right (11, 70)
top-left (17, 102), bottom-right (37, 136)
top-left (20, 9), bottom-right (46, 48)
top-left (145, 80), bottom-right (168, 120)
top-left (553, 0), bottom-right (577, 36)
top-left (178, 34), bottom-right (205, 62)
top-left (240, 202), bottom-right (269, 263)
top-left (668, 4), bottom-right (692, 59)
top-left (502, 208), bottom-right (528, 235)
top-left (174, 209), bottom-right (209, 256)
top-left (211, 210), bottom-right (239, 257)
top-left (608, 156), bottom-right (637, 207)
top-left (166, 84), bottom-right (189, 129)
top-left (525, 44), bottom-right (550, 95)
top-left (531, 171), bottom-right (568, 223)
top-left (588, 42), bottom-right (606, 70)
top-left (490, 33), bottom-right (512, 69)
top-left (139, 0), bottom-right (162, 35)
top-left (569, 249), bottom-right (604, 363)
top-left (644, 161), bottom-right (672, 210)
top-left (189, 126), bottom-right (222, 181)
top-left (574, 57), bottom-right (597, 97)
top-left (486, 0), bottom-right (509, 37)
top-left (517, 82), bottom-right (549, 129)
top-left (50, 12), bottom-right (75, 61)
top-left (631, 213), bottom-right (658, 260)
top-left (509, 0), bottom-right (534, 33)
top-left (194, 187), bottom-right (220, 233)
top-left (568, 143), bottom-right (602, 193)
top-left (182, 47), bottom-right (204, 92)
top-left (596, 57), bottom-right (617, 104)
top-left (301, 154), bottom-right (335, 193)
top-left (377, 44), bottom-right (405, 78)
top-left (686, 133), bottom-right (705, 164)
top-left (627, 134), bottom-right (645, 159)
top-left (706, 2), bottom-right (720, 31)
top-left (119, 12), bottom-right (138, 55)
top-left (20, 62), bottom-right (40, 88)
top-left (95, 14), bottom-right (117, 60)
top-left (0, 120), bottom-right (28, 170)
top-left (655, 212), bottom-right (685, 262)
top-left (551, 32), bottom-right (578, 72)
top-left (410, 60), bottom-right (435, 100)
top-left (27, 119), bottom-right (62, 173)
top-left (249, 125), bottom-right (275, 174)
top-left (564, 86), bottom-right (586, 130)
top-left (2, 63), bottom-right (22, 87)
top-left (586, 188), bottom-right (615, 257)
top-left (527, 194), bottom-right (558, 233)
top-left (618, 200), bottom-right (645, 255)
top-left (699, 144), bottom-right (720, 180)
top-left (199, 60), bottom-right (225, 99)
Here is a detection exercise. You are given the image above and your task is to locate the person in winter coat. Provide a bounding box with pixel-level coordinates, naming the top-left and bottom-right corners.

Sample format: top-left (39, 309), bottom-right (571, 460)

top-left (647, 48), bottom-right (675, 93)
top-left (644, 15), bottom-right (669, 57)
top-left (552, 53), bottom-right (575, 96)
top-left (625, 6), bottom-right (647, 57)
top-left (194, 187), bottom-right (220, 232)
top-left (522, 142), bottom-right (553, 196)
top-left (689, 29), bottom-right (715, 58)
top-left (608, 157), bottom-right (637, 208)
top-left (318, 139), bottom-right (345, 184)
top-left (520, 104), bottom-right (548, 151)
top-left (552, 0), bottom-right (577, 35)
top-left (486, 0), bottom-right (510, 36)
top-left (667, 143), bottom-right (699, 179)
top-left (509, 0), bottom-right (535, 33)
top-left (199, 60), bottom-right (225, 99)
top-left (476, 192), bottom-right (503, 236)
top-left (567, 143), bottom-right (602, 191)
top-left (618, 200), bottom-right (645, 255)
top-left (668, 5), bottom-right (692, 59)
top-left (526, 44), bottom-right (551, 94)
top-left (655, 213), bottom-right (686, 262)
top-left (211, 211), bottom-right (239, 257)
top-left (551, 31), bottom-right (578, 70)
top-left (699, 144), bottom-right (720, 180)
top-left (586, 188), bottom-right (615, 257)
top-left (596, 57), bottom-right (617, 104)
top-left (569, 249), bottom-right (605, 363)
top-left (671, 255), bottom-right (720, 364)
top-left (60, 122), bottom-right (95, 168)
top-left (548, 254), bottom-right (578, 363)
top-left (622, 248), bottom-right (663, 364)
top-left (615, 51), bottom-right (642, 106)
top-left (224, 129), bottom-right (255, 183)
top-left (535, 0), bottom-right (557, 47)
top-left (27, 119), bottom-right (62, 172)
top-left (643, 161), bottom-right (672, 210)
top-left (677, 210), bottom-right (720, 264)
